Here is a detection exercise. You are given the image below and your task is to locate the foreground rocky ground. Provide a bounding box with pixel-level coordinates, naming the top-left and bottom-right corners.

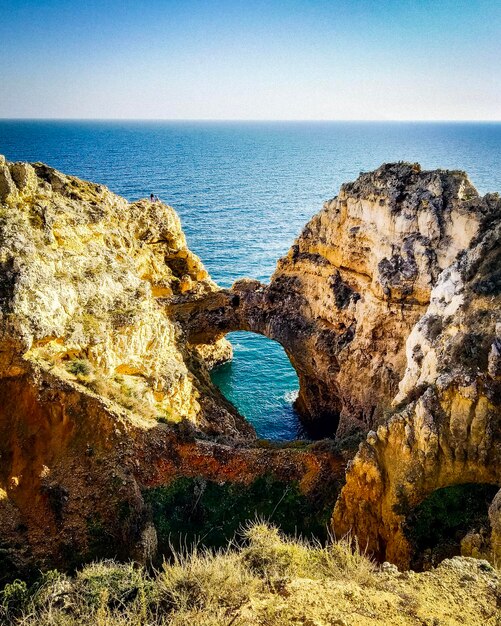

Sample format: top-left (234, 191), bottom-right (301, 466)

top-left (1, 524), bottom-right (499, 626)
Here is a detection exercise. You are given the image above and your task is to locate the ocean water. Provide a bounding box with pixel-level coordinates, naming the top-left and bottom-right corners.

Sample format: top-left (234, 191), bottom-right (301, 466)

top-left (1, 121), bottom-right (500, 439)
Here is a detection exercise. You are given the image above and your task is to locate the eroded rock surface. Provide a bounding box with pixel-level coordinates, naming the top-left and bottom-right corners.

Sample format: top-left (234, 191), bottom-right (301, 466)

top-left (333, 207), bottom-right (501, 567)
top-left (177, 163), bottom-right (497, 436)
top-left (0, 157), bottom-right (499, 574)
top-left (0, 157), bottom-right (249, 438)
top-left (171, 162), bottom-right (500, 566)
top-left (273, 163), bottom-right (497, 435)
top-left (0, 157), bottom-right (343, 574)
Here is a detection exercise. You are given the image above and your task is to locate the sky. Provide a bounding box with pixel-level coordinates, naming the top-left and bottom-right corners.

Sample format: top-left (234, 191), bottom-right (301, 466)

top-left (1, 0), bottom-right (500, 120)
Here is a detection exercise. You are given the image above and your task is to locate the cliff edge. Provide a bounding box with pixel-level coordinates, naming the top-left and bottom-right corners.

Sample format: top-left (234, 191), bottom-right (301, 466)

top-left (0, 155), bottom-right (248, 437)
top-left (0, 156), bottom-right (343, 574)
top-left (171, 162), bottom-right (500, 566)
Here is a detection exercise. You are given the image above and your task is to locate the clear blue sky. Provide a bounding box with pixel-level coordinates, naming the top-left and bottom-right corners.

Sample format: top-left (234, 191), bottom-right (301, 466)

top-left (1, 0), bottom-right (500, 119)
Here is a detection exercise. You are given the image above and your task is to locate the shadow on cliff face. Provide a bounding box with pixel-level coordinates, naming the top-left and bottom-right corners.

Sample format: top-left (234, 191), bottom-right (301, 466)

top-left (404, 483), bottom-right (499, 571)
top-left (143, 474), bottom-right (340, 561)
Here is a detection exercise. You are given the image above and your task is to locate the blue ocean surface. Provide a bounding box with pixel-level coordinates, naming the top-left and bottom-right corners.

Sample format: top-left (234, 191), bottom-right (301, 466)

top-left (1, 121), bottom-right (500, 439)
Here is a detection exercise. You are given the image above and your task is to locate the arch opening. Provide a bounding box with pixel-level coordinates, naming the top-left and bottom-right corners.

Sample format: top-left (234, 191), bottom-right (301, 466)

top-left (403, 483), bottom-right (498, 571)
top-left (210, 331), bottom-right (305, 441)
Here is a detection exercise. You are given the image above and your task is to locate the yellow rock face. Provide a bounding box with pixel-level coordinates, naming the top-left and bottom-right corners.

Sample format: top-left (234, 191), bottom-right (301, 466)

top-left (267, 163), bottom-right (489, 435)
top-left (169, 162), bottom-right (500, 566)
top-left (333, 218), bottom-right (501, 567)
top-left (0, 157), bottom-right (264, 571)
top-left (1, 157), bottom-right (499, 575)
top-left (0, 158), bottom-right (247, 436)
top-left (176, 163), bottom-right (497, 439)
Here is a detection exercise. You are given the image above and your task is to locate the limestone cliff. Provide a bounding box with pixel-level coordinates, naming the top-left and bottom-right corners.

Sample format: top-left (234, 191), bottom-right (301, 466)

top-left (270, 163), bottom-right (495, 435)
top-left (178, 163), bottom-right (497, 437)
top-left (0, 156), bottom-right (343, 574)
top-left (0, 156), bottom-right (499, 575)
top-left (333, 213), bottom-right (501, 567)
top-left (171, 162), bottom-right (500, 566)
top-left (0, 155), bottom-right (247, 437)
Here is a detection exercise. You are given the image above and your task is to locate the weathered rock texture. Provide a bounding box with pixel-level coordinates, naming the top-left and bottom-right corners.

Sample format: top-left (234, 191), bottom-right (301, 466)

top-left (178, 163), bottom-right (497, 435)
top-left (173, 163), bottom-right (500, 565)
top-left (333, 191), bottom-right (501, 568)
top-left (0, 157), bottom-right (343, 573)
top-left (0, 157), bottom-right (250, 438)
top-left (0, 362), bottom-right (343, 574)
top-left (0, 157), bottom-right (499, 573)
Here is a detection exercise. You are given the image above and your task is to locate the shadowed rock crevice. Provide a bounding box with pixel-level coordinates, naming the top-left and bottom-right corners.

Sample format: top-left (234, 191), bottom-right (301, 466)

top-left (403, 483), bottom-right (499, 570)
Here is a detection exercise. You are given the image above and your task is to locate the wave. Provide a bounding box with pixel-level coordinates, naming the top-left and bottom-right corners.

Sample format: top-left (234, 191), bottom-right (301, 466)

top-left (284, 389), bottom-right (299, 403)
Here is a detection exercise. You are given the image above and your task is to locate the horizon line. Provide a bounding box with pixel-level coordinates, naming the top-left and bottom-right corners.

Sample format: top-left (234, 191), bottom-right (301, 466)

top-left (1, 117), bottom-right (500, 123)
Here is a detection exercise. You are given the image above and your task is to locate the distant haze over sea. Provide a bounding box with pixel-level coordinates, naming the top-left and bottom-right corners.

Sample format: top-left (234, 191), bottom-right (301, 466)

top-left (1, 120), bottom-right (500, 439)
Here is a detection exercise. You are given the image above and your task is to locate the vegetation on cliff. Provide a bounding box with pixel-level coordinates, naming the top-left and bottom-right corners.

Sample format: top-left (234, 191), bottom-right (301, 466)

top-left (1, 523), bottom-right (499, 626)
top-left (0, 155), bottom-right (245, 437)
top-left (143, 474), bottom-right (339, 554)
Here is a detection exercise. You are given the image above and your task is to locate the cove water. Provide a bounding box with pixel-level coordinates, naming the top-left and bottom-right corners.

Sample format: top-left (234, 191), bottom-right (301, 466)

top-left (1, 121), bottom-right (500, 439)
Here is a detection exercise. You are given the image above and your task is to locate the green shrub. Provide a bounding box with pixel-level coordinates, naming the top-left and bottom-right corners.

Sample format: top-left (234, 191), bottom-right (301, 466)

top-left (0, 579), bottom-right (30, 618)
top-left (241, 523), bottom-right (375, 585)
top-left (157, 548), bottom-right (260, 613)
top-left (76, 561), bottom-right (148, 611)
top-left (29, 570), bottom-right (71, 614)
top-left (0, 517), bottom-right (498, 626)
top-left (67, 358), bottom-right (92, 377)
top-left (143, 475), bottom-right (338, 556)
top-left (241, 523), bottom-right (311, 580)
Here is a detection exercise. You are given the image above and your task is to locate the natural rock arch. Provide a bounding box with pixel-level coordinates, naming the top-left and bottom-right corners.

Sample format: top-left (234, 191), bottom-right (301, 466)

top-left (332, 383), bottom-right (501, 567)
top-left (170, 164), bottom-right (501, 566)
top-left (168, 278), bottom-right (345, 437)
top-left (170, 163), bottom-right (500, 443)
top-left (1, 156), bottom-right (499, 572)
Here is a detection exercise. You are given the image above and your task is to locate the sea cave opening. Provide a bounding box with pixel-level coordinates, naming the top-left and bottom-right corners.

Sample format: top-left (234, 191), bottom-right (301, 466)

top-left (404, 483), bottom-right (498, 571)
top-left (210, 331), bottom-right (305, 441)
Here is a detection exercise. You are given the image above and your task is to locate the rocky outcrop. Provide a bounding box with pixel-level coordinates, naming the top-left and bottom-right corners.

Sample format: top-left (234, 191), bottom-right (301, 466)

top-left (0, 156), bottom-right (250, 438)
top-left (272, 163), bottom-right (496, 435)
top-left (170, 162), bottom-right (500, 566)
top-left (333, 211), bottom-right (501, 567)
top-left (0, 361), bottom-right (343, 574)
top-left (177, 163), bottom-right (496, 436)
top-left (0, 156), bottom-right (344, 573)
top-left (0, 156), bottom-right (499, 573)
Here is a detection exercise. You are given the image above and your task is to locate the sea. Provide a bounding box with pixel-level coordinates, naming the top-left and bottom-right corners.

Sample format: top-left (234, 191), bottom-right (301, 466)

top-left (1, 121), bottom-right (500, 440)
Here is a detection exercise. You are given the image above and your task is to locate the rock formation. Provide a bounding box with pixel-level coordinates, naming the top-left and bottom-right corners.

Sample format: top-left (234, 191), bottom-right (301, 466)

top-left (171, 162), bottom-right (501, 565)
top-left (333, 213), bottom-right (501, 567)
top-left (0, 156), bottom-right (249, 438)
top-left (0, 156), bottom-right (343, 574)
top-left (0, 156), bottom-right (499, 573)
top-left (177, 163), bottom-right (497, 435)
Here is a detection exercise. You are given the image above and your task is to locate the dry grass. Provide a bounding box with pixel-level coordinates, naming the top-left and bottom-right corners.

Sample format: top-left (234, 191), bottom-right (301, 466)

top-left (241, 522), bottom-right (376, 586)
top-left (1, 522), bottom-right (498, 626)
top-left (157, 547), bottom-right (261, 613)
